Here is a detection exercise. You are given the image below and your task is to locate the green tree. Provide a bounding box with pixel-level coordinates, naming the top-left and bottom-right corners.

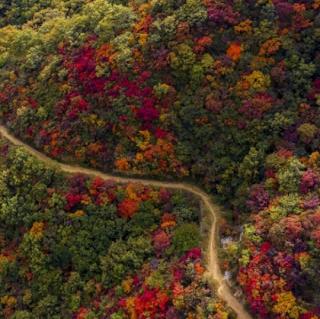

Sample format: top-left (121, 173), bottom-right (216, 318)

top-left (100, 236), bottom-right (152, 286)
top-left (172, 223), bottom-right (200, 255)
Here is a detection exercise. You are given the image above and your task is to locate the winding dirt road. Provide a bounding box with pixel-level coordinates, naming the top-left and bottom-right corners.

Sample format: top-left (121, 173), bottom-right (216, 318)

top-left (0, 125), bottom-right (252, 319)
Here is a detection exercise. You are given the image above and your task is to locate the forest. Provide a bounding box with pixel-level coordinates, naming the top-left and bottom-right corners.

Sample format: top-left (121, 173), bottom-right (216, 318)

top-left (0, 136), bottom-right (233, 318)
top-left (0, 0), bottom-right (320, 318)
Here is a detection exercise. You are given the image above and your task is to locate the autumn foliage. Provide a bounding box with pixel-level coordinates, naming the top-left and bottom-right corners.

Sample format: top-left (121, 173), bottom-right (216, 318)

top-left (1, 0), bottom-right (320, 318)
top-left (0, 138), bottom-right (232, 318)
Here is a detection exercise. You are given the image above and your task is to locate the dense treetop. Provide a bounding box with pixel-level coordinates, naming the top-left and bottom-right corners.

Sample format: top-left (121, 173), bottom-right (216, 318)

top-left (1, 0), bottom-right (320, 318)
top-left (1, 0), bottom-right (319, 206)
top-left (0, 136), bottom-right (233, 318)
